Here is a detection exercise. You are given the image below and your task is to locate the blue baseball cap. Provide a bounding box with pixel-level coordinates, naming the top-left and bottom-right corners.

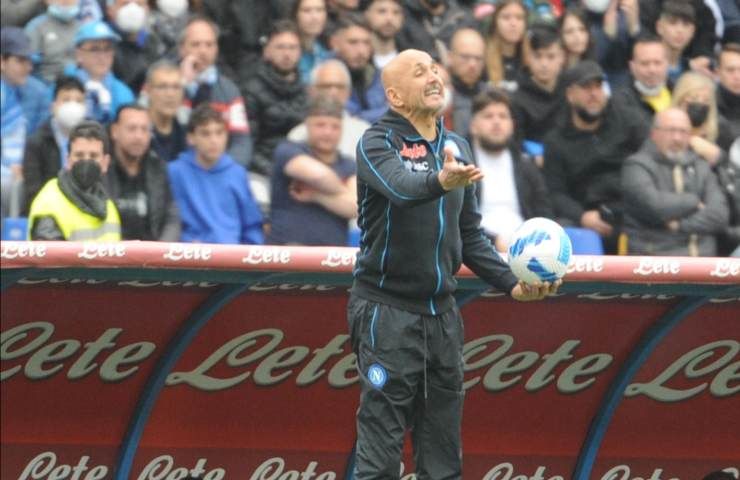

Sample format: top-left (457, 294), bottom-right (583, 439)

top-left (74, 21), bottom-right (121, 46)
top-left (1, 27), bottom-right (33, 58)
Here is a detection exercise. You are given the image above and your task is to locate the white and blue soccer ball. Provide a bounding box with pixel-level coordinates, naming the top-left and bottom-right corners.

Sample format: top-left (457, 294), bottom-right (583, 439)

top-left (507, 218), bottom-right (572, 284)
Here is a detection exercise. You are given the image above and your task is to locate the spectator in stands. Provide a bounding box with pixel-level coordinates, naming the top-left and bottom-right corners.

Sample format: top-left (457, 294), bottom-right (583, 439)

top-left (330, 13), bottom-right (387, 123)
top-left (269, 96), bottom-right (357, 246)
top-left (586, 0), bottom-right (642, 87)
top-left (559, 6), bottom-right (595, 68)
top-left (200, 1), bottom-right (284, 85)
top-left (24, 0), bottom-right (81, 84)
top-left (396, 0), bottom-right (474, 65)
top-left (543, 60), bottom-right (646, 253)
top-left (511, 24), bottom-right (566, 145)
top-left (612, 34), bottom-right (671, 129)
top-left (106, 0), bottom-right (167, 93)
top-left (640, 0), bottom-right (718, 78)
top-left (326, 0), bottom-right (361, 31)
top-left (364, 0), bottom-right (403, 69)
top-left (144, 60), bottom-right (186, 163)
top-left (68, 20), bottom-right (134, 124)
top-left (178, 16), bottom-right (252, 168)
top-left (28, 120), bottom-right (121, 241)
top-left (655, 0), bottom-right (696, 86)
top-left (1, 27), bottom-right (51, 218)
top-left (105, 104), bottom-right (180, 241)
top-left (292, 0), bottom-right (332, 85)
top-left (469, 87), bottom-right (552, 251)
top-left (717, 43), bottom-right (740, 144)
top-left (168, 104), bottom-right (263, 245)
top-left (672, 72), bottom-right (732, 162)
top-left (22, 76), bottom-right (86, 215)
top-left (288, 59), bottom-right (370, 159)
top-left (621, 108), bottom-right (728, 256)
top-left (716, 137), bottom-right (740, 256)
top-left (1, 27), bottom-right (50, 134)
top-left (447, 28), bottom-right (486, 138)
top-left (484, 0), bottom-right (529, 92)
top-left (243, 20), bottom-right (308, 178)
top-left (1, 0), bottom-right (45, 28)
top-left (702, 471), bottom-right (738, 480)
top-left (150, 0), bottom-right (190, 57)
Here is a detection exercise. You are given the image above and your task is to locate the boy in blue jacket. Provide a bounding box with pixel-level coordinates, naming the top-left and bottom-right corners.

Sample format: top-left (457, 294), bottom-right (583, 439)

top-left (168, 104), bottom-right (263, 244)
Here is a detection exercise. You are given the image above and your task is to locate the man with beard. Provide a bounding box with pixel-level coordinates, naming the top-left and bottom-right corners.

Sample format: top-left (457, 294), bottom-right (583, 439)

top-left (447, 27), bottom-right (486, 138)
top-left (470, 87), bottom-right (553, 251)
top-left (105, 104), bottom-right (180, 241)
top-left (330, 13), bottom-right (387, 123)
top-left (543, 60), bottom-right (646, 253)
top-left (242, 20), bottom-right (308, 177)
top-left (363, 0), bottom-right (404, 69)
top-left (621, 108), bottom-right (728, 256)
top-left (612, 34), bottom-right (672, 129)
top-left (28, 120), bottom-right (121, 241)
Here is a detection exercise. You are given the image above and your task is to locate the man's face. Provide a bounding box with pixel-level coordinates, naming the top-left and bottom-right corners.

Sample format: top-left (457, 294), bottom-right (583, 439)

top-left (107, 0), bottom-right (147, 20)
top-left (179, 21), bottom-right (218, 73)
top-left (111, 108), bottom-right (151, 160)
top-left (448, 31), bottom-right (485, 87)
top-left (263, 31), bottom-right (302, 75)
top-left (656, 15), bottom-right (695, 52)
top-left (0, 55), bottom-right (32, 85)
top-left (75, 40), bottom-right (115, 79)
top-left (311, 65), bottom-right (351, 104)
top-left (307, 115), bottom-right (342, 154)
top-left (651, 111), bottom-right (691, 159)
top-left (146, 68), bottom-right (184, 118)
top-left (630, 42), bottom-right (669, 88)
top-left (718, 50), bottom-right (740, 95)
top-left (67, 137), bottom-right (110, 174)
top-left (528, 43), bottom-right (565, 87)
top-left (470, 102), bottom-right (514, 151)
top-left (567, 79), bottom-right (607, 116)
top-left (188, 120), bottom-right (228, 164)
top-left (389, 52), bottom-right (445, 115)
top-left (365, 0), bottom-right (403, 41)
top-left (332, 25), bottom-right (372, 71)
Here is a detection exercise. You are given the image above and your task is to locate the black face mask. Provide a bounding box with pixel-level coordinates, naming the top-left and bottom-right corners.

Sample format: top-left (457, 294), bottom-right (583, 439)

top-left (71, 159), bottom-right (102, 190)
top-left (686, 102), bottom-right (709, 127)
top-left (574, 106), bottom-right (604, 124)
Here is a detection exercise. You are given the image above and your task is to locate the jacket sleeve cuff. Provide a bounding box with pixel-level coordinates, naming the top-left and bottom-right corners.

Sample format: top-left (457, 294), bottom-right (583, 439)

top-left (426, 171), bottom-right (446, 196)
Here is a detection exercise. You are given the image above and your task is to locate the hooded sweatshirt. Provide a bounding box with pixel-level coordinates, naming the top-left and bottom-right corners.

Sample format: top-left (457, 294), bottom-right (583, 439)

top-left (168, 148), bottom-right (263, 244)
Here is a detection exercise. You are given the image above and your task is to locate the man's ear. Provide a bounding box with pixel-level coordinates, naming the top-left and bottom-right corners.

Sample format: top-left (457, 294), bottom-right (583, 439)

top-left (386, 87), bottom-right (403, 108)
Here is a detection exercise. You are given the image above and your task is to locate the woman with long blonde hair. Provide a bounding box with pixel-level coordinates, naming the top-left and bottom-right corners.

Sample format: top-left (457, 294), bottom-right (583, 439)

top-left (484, 0), bottom-right (530, 91)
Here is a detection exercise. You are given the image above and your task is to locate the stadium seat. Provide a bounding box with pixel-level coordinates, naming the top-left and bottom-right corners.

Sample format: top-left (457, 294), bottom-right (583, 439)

top-left (563, 227), bottom-right (604, 255)
top-left (1, 217), bottom-right (28, 241)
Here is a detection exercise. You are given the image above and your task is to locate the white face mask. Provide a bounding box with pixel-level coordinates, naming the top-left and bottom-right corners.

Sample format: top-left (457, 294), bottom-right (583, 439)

top-left (55, 101), bottom-right (87, 130)
top-left (156, 0), bottom-right (187, 17)
top-left (582, 0), bottom-right (611, 14)
top-left (116, 2), bottom-right (148, 33)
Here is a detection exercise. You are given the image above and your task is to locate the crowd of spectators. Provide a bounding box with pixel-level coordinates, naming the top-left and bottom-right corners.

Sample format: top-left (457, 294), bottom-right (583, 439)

top-left (1, 0), bottom-right (738, 256)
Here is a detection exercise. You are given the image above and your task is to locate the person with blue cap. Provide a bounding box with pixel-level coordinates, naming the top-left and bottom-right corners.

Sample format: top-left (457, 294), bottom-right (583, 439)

top-left (65, 20), bottom-right (134, 124)
top-left (1, 26), bottom-right (51, 219)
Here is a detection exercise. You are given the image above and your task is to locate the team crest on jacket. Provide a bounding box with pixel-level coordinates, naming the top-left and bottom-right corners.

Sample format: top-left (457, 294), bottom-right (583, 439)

top-left (367, 363), bottom-right (388, 389)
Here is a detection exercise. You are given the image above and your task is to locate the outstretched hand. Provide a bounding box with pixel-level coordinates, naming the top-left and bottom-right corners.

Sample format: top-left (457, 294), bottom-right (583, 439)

top-left (510, 280), bottom-right (562, 302)
top-left (437, 147), bottom-right (483, 191)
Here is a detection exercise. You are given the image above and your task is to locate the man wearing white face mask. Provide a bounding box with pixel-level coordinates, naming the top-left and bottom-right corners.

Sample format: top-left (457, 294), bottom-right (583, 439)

top-left (25, 0), bottom-right (82, 85)
top-left (22, 76), bottom-right (87, 215)
top-left (106, 0), bottom-right (167, 93)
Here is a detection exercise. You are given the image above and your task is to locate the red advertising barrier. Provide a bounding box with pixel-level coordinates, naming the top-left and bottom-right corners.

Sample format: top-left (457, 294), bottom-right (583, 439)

top-left (1, 241), bottom-right (739, 480)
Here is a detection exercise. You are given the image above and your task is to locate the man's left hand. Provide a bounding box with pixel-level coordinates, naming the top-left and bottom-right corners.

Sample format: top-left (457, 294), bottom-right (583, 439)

top-left (510, 280), bottom-right (561, 301)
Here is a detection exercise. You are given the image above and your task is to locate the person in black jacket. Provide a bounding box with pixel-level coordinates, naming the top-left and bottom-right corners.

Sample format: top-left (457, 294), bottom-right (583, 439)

top-left (105, 104), bottom-right (180, 241)
top-left (543, 60), bottom-right (647, 253)
top-left (717, 43), bottom-right (740, 145)
top-left (349, 48), bottom-right (558, 479)
top-left (242, 20), bottom-right (308, 177)
top-left (22, 75), bottom-right (86, 215)
top-left (469, 87), bottom-right (553, 251)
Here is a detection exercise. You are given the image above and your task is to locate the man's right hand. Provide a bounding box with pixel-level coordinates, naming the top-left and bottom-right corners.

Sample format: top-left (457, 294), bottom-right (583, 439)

top-left (580, 209), bottom-right (613, 237)
top-left (438, 147), bottom-right (483, 191)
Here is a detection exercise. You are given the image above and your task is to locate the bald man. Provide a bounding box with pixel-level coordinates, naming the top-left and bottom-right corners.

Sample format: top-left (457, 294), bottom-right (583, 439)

top-left (621, 108), bottom-right (728, 256)
top-left (349, 49), bottom-right (558, 479)
top-left (447, 28), bottom-right (487, 137)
